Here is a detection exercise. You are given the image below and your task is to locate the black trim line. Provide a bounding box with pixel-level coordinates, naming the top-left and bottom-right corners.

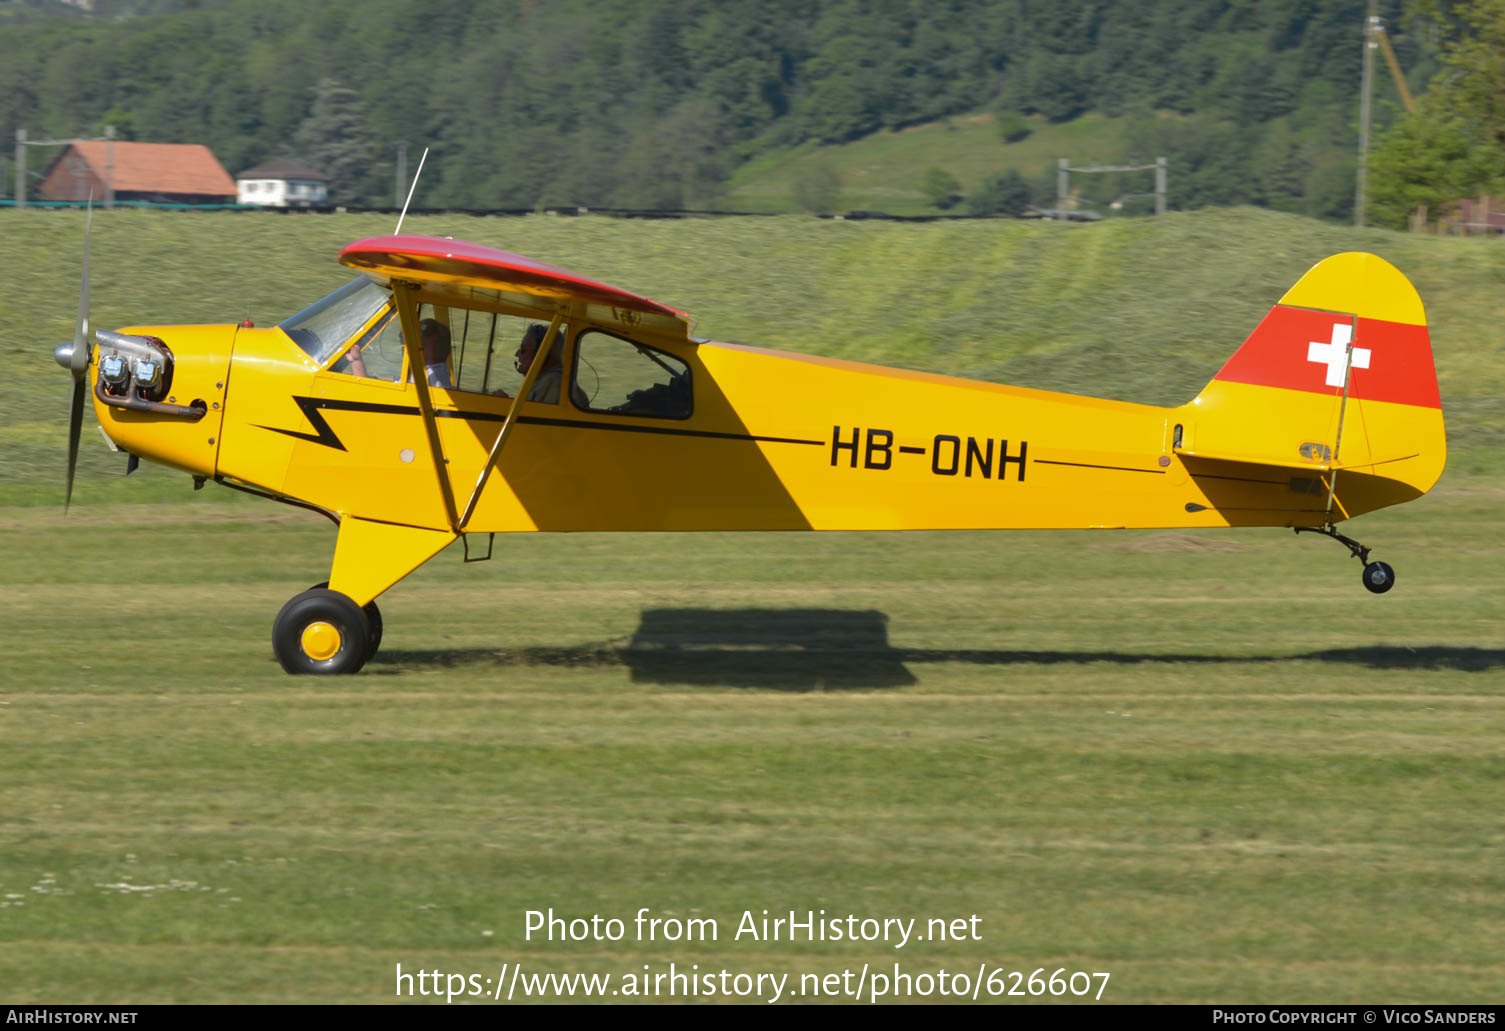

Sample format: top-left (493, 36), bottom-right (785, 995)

top-left (1034, 459), bottom-right (1165, 475)
top-left (255, 395), bottom-right (824, 452)
top-left (215, 476), bottom-right (341, 526)
top-left (518, 413), bottom-right (822, 446)
top-left (1189, 472), bottom-right (1289, 486)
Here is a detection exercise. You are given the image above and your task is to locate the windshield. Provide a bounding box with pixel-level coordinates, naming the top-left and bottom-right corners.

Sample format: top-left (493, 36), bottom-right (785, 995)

top-left (279, 277), bottom-right (391, 365)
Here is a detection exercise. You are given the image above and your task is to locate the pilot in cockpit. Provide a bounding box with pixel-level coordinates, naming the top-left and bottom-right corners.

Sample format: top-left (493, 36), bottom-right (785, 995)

top-left (491, 323), bottom-right (561, 403)
top-left (417, 318), bottom-right (453, 389)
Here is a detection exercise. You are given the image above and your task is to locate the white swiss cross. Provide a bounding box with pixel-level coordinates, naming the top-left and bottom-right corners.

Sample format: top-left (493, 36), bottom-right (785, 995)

top-left (1307, 323), bottom-right (1370, 388)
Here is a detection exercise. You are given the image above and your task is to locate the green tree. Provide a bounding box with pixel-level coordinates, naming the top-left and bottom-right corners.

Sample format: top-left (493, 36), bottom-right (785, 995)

top-left (1368, 0), bottom-right (1505, 227)
top-left (968, 170), bottom-right (1029, 216)
top-left (1250, 118), bottom-right (1308, 212)
top-left (1305, 155), bottom-right (1357, 222)
top-left (1367, 101), bottom-right (1478, 227)
top-left (993, 107), bottom-right (1031, 143)
top-left (920, 167), bottom-right (963, 209)
top-left (792, 163), bottom-right (842, 215)
top-left (1022, 52), bottom-right (1086, 122)
top-left (1425, 0), bottom-right (1505, 153)
top-left (613, 99), bottom-right (729, 210)
top-left (0, 0), bottom-right (1444, 214)
top-left (293, 78), bottom-right (374, 205)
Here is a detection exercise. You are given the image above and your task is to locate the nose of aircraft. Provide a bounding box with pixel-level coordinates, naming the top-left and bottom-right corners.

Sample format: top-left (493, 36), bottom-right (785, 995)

top-left (55, 340), bottom-right (76, 370)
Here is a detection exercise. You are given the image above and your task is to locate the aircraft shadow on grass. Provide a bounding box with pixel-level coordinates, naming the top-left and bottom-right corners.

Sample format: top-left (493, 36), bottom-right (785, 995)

top-left (368, 608), bottom-right (1505, 688)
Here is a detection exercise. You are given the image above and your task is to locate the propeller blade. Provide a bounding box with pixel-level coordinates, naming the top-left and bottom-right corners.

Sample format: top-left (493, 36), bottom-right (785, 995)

top-left (65, 194), bottom-right (95, 512)
top-left (71, 196), bottom-right (93, 377)
top-left (65, 377), bottom-right (85, 511)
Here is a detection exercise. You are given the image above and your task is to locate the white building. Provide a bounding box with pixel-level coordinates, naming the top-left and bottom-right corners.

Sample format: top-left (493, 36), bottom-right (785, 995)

top-left (236, 159), bottom-right (329, 208)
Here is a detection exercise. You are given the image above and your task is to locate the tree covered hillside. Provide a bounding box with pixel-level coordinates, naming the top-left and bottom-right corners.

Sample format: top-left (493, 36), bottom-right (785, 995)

top-left (0, 0), bottom-right (1429, 214)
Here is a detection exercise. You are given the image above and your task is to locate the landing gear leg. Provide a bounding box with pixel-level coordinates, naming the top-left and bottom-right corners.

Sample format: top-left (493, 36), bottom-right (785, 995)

top-left (274, 516), bottom-right (455, 676)
top-left (1294, 524), bottom-right (1395, 595)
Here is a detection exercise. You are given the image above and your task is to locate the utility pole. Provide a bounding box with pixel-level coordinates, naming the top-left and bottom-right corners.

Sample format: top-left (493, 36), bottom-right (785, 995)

top-left (395, 141), bottom-right (408, 209)
top-left (1155, 156), bottom-right (1167, 215)
top-left (104, 124), bottom-right (115, 210)
top-left (1355, 0), bottom-right (1378, 228)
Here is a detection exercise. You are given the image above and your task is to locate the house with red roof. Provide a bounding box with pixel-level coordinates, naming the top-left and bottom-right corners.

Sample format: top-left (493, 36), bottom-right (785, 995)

top-left (37, 140), bottom-right (237, 205)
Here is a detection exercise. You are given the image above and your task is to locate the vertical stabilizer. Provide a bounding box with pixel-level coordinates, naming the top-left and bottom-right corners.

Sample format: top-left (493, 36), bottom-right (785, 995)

top-left (1175, 253), bottom-right (1445, 520)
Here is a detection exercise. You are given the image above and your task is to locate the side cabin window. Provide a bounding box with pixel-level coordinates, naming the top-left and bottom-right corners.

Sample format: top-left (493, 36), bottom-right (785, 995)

top-left (312, 289), bottom-right (590, 408)
top-left (434, 308), bottom-right (570, 403)
top-left (320, 296), bottom-right (569, 401)
top-left (572, 330), bottom-right (692, 419)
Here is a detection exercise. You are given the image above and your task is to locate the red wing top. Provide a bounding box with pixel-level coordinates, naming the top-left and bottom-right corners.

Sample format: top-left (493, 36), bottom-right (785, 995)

top-left (338, 235), bottom-right (694, 337)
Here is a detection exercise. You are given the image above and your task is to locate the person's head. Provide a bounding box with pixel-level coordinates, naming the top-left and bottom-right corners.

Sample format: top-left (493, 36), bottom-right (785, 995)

top-left (515, 323), bottom-right (558, 374)
top-left (419, 318), bottom-right (451, 365)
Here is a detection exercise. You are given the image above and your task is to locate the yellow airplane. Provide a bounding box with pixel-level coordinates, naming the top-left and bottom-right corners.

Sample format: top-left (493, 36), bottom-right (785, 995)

top-left (56, 232), bottom-right (1445, 674)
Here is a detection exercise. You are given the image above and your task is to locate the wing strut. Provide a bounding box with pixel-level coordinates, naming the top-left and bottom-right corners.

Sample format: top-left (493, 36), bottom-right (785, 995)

top-left (457, 314), bottom-right (564, 529)
top-left (393, 280), bottom-right (461, 531)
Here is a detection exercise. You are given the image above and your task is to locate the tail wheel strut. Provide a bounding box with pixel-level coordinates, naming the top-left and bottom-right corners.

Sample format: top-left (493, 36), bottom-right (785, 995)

top-left (1294, 525), bottom-right (1395, 595)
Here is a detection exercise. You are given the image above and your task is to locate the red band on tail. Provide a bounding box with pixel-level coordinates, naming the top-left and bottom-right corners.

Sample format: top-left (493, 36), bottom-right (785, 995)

top-left (1214, 305), bottom-right (1440, 409)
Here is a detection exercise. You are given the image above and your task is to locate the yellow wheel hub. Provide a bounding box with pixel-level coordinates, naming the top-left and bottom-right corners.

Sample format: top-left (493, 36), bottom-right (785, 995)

top-left (300, 621), bottom-right (342, 661)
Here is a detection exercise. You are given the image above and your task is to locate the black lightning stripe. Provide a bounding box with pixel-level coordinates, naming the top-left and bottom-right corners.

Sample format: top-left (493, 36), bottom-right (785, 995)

top-left (254, 396), bottom-right (825, 452)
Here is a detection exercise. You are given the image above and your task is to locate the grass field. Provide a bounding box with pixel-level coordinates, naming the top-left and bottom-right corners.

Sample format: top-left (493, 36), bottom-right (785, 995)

top-left (724, 111), bottom-right (1129, 215)
top-left (1, 207), bottom-right (1503, 1003)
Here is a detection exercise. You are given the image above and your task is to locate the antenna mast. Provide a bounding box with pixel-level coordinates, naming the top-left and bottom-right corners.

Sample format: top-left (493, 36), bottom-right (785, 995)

top-left (394, 146), bottom-right (429, 234)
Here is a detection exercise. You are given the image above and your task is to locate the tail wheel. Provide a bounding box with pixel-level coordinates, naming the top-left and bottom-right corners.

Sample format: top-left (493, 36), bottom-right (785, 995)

top-left (273, 588), bottom-right (371, 674)
top-left (1362, 561), bottom-right (1395, 595)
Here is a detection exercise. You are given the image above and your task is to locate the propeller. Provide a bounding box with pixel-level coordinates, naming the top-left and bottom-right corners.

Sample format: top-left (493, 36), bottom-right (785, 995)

top-left (63, 198), bottom-right (94, 512)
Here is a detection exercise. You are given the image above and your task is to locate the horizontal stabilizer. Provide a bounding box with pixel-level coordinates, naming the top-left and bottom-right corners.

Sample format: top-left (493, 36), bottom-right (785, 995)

top-left (1177, 447), bottom-right (1340, 474)
top-left (1175, 447), bottom-right (1421, 476)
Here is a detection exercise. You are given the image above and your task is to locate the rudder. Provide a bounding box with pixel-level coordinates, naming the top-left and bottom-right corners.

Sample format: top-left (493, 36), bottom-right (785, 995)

top-left (1174, 252), bottom-right (1445, 521)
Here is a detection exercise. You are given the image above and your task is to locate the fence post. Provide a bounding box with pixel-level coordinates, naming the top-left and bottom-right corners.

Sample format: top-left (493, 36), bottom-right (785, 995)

top-left (104, 125), bottom-right (115, 209)
top-left (14, 128), bottom-right (25, 208)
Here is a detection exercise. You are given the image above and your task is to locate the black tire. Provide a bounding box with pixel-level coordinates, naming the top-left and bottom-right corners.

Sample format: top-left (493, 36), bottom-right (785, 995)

top-left (363, 599), bottom-right (383, 661)
top-left (273, 588), bottom-right (371, 674)
top-left (1362, 561), bottom-right (1395, 595)
top-left (311, 582), bottom-right (382, 661)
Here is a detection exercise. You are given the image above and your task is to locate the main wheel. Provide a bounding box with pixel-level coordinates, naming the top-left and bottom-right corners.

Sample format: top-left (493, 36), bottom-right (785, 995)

top-left (1362, 561), bottom-right (1395, 595)
top-left (311, 582), bottom-right (382, 661)
top-left (363, 599), bottom-right (383, 661)
top-left (273, 588), bottom-right (371, 674)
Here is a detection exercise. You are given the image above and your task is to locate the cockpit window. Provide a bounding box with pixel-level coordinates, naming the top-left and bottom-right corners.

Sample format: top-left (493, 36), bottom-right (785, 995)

top-left (279, 277), bottom-right (391, 365)
top-left (572, 331), bottom-right (692, 419)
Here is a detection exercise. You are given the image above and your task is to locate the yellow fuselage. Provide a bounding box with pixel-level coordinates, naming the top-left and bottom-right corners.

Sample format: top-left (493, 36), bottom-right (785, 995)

top-left (97, 319), bottom-right (1436, 537)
